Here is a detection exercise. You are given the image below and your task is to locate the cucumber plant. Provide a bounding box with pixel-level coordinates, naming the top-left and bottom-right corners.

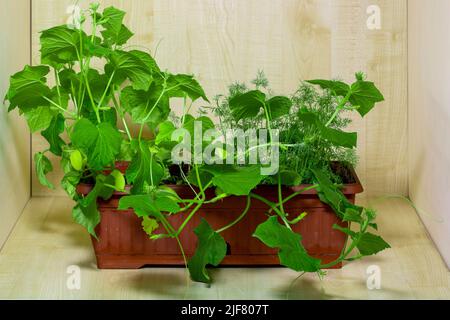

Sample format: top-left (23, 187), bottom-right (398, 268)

top-left (3, 3), bottom-right (389, 284)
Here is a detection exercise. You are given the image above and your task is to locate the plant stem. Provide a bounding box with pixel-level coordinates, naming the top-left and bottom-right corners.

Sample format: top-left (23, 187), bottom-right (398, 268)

top-left (277, 174), bottom-right (287, 217)
top-left (180, 193), bottom-right (227, 205)
top-left (325, 90), bottom-right (352, 127)
top-left (320, 219), bottom-right (369, 268)
top-left (111, 91), bottom-right (132, 141)
top-left (194, 165), bottom-right (205, 197)
top-left (96, 71), bottom-right (115, 110)
top-left (43, 96), bottom-right (76, 117)
top-left (175, 202), bottom-right (204, 236)
top-left (269, 184), bottom-right (319, 214)
top-left (249, 193), bottom-right (291, 229)
top-left (138, 81), bottom-right (170, 141)
top-left (54, 68), bottom-right (63, 108)
top-left (76, 25), bottom-right (101, 124)
top-left (174, 235), bottom-right (191, 289)
top-left (217, 196), bottom-right (251, 233)
top-left (262, 102), bottom-right (273, 142)
top-left (83, 72), bottom-right (101, 123)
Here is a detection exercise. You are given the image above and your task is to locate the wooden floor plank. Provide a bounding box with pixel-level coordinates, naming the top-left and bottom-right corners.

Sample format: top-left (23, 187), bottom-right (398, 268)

top-left (0, 197), bottom-right (448, 299)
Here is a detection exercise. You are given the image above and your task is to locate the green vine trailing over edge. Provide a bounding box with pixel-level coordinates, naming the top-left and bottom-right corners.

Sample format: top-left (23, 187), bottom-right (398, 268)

top-left (3, 3), bottom-right (390, 284)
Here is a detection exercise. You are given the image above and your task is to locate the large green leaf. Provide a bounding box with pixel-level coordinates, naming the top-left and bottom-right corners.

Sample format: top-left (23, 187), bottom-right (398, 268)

top-left (118, 195), bottom-right (162, 218)
top-left (142, 216), bottom-right (160, 238)
top-left (266, 96), bottom-right (292, 120)
top-left (188, 219), bottom-right (227, 283)
top-left (73, 174), bottom-right (115, 237)
top-left (182, 115), bottom-right (215, 139)
top-left (129, 50), bottom-right (160, 74)
top-left (269, 170), bottom-right (302, 186)
top-left (154, 197), bottom-right (181, 214)
top-left (306, 79), bottom-right (350, 97)
top-left (34, 152), bottom-right (54, 189)
top-left (72, 201), bottom-right (99, 238)
top-left (311, 168), bottom-right (363, 219)
top-left (349, 80), bottom-right (384, 116)
top-left (99, 6), bottom-right (133, 47)
top-left (61, 171), bottom-right (82, 199)
top-left (105, 50), bottom-right (155, 91)
top-left (40, 25), bottom-right (86, 67)
top-left (229, 90), bottom-right (266, 121)
top-left (126, 141), bottom-right (164, 194)
top-left (86, 69), bottom-right (113, 104)
top-left (357, 233), bottom-right (391, 256)
top-left (100, 7), bottom-right (125, 38)
top-left (155, 121), bottom-right (176, 145)
top-left (187, 168), bottom-right (214, 188)
top-left (229, 90), bottom-right (292, 121)
top-left (25, 106), bottom-right (56, 133)
top-left (201, 165), bottom-right (264, 196)
top-left (71, 119), bottom-right (122, 170)
top-left (59, 68), bottom-right (111, 105)
top-left (306, 78), bottom-right (384, 117)
top-left (120, 84), bottom-right (169, 126)
top-left (87, 175), bottom-right (116, 203)
top-left (58, 68), bottom-right (79, 92)
top-left (118, 193), bottom-right (180, 218)
top-left (5, 65), bottom-right (51, 112)
top-left (298, 112), bottom-right (357, 148)
top-left (167, 74), bottom-right (209, 102)
top-left (41, 114), bottom-right (66, 156)
top-left (253, 216), bottom-right (321, 272)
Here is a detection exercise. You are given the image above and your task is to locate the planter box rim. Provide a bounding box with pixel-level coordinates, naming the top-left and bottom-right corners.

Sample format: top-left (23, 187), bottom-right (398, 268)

top-left (76, 164), bottom-right (363, 197)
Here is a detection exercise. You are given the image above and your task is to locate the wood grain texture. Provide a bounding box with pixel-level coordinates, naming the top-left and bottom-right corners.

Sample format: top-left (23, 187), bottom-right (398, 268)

top-left (408, 0), bottom-right (450, 268)
top-left (0, 197), bottom-right (448, 299)
top-left (0, 0), bottom-right (31, 248)
top-left (31, 0), bottom-right (407, 197)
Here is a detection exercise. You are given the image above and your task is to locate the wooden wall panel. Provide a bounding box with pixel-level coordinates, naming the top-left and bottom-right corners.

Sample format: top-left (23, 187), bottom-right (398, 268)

top-left (31, 0), bottom-right (407, 197)
top-left (0, 0), bottom-right (31, 247)
top-left (408, 0), bottom-right (450, 267)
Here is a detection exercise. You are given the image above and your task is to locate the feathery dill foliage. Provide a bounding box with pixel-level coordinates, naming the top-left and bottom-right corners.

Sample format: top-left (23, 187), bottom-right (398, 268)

top-left (280, 81), bottom-right (358, 183)
top-left (212, 71), bottom-right (358, 184)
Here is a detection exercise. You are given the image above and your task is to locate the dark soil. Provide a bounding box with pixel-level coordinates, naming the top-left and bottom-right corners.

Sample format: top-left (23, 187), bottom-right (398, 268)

top-left (81, 162), bottom-right (356, 186)
top-left (330, 162), bottom-right (356, 184)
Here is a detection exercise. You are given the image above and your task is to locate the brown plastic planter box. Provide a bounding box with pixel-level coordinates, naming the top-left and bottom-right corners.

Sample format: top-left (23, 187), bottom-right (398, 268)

top-left (77, 164), bottom-right (363, 270)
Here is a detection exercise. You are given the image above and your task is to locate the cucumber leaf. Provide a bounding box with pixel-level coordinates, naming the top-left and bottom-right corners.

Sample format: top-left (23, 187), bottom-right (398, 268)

top-left (5, 65), bottom-right (51, 112)
top-left (105, 50), bottom-right (156, 91)
top-left (25, 106), bottom-right (56, 133)
top-left (71, 118), bottom-right (122, 170)
top-left (126, 140), bottom-right (164, 194)
top-left (266, 96), bottom-right (292, 120)
top-left (120, 84), bottom-right (169, 126)
top-left (349, 80), bottom-right (384, 116)
top-left (166, 74), bottom-right (209, 102)
top-left (34, 152), bottom-right (54, 189)
top-left (201, 165), bottom-right (264, 196)
top-left (99, 6), bottom-right (133, 46)
top-left (41, 114), bottom-right (66, 156)
top-left (229, 90), bottom-right (266, 121)
top-left (253, 216), bottom-right (321, 272)
top-left (188, 219), bottom-right (227, 283)
top-left (298, 111), bottom-right (357, 148)
top-left (40, 25), bottom-right (87, 67)
top-left (357, 233), bottom-right (391, 256)
top-left (73, 174), bottom-right (115, 238)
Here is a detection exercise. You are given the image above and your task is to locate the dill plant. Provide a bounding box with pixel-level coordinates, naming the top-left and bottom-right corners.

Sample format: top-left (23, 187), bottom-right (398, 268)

top-left (211, 72), bottom-right (359, 184)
